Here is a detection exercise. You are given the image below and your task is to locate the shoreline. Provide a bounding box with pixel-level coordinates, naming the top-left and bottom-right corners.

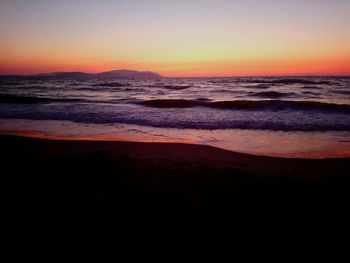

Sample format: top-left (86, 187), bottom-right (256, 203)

top-left (1, 133), bottom-right (350, 173)
top-left (1, 128), bottom-right (350, 159)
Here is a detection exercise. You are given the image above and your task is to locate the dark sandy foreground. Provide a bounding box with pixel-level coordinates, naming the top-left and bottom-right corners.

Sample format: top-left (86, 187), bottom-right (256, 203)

top-left (1, 135), bottom-right (350, 240)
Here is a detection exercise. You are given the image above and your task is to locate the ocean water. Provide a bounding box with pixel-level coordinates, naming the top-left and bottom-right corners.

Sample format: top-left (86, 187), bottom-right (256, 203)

top-left (1, 76), bottom-right (350, 158)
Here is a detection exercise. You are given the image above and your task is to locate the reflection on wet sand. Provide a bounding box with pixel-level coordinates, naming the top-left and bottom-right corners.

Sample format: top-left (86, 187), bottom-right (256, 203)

top-left (1, 119), bottom-right (350, 159)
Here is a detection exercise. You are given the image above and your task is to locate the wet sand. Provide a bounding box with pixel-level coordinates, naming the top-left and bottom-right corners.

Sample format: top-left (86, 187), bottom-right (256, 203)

top-left (1, 134), bottom-right (350, 240)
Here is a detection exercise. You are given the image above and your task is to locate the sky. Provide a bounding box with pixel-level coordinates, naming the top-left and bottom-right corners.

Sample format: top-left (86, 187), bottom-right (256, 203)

top-left (0, 0), bottom-right (349, 77)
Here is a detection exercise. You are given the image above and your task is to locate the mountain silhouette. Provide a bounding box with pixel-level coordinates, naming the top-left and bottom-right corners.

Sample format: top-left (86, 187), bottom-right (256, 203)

top-left (0, 70), bottom-right (162, 79)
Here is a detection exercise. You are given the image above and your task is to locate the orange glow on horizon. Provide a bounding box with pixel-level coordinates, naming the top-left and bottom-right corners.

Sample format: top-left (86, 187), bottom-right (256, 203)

top-left (1, 55), bottom-right (349, 77)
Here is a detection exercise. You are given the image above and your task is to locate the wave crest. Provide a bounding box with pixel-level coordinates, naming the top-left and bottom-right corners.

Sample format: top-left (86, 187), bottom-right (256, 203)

top-left (140, 99), bottom-right (350, 113)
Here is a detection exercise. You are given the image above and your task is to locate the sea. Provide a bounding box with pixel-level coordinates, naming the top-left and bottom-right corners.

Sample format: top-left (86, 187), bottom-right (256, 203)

top-left (1, 76), bottom-right (350, 158)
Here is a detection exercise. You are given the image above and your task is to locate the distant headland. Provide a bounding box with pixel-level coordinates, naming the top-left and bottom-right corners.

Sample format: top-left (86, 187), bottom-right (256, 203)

top-left (0, 69), bottom-right (162, 79)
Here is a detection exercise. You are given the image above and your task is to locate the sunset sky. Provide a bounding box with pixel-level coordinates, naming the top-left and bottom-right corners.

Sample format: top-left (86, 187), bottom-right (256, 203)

top-left (1, 0), bottom-right (349, 77)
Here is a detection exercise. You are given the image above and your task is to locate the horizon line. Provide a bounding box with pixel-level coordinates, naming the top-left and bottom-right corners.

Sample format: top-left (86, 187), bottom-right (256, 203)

top-left (1, 69), bottom-right (350, 78)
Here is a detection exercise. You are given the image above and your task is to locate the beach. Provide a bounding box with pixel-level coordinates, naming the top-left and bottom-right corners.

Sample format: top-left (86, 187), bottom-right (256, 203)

top-left (2, 0), bottom-right (350, 243)
top-left (2, 134), bottom-right (349, 239)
